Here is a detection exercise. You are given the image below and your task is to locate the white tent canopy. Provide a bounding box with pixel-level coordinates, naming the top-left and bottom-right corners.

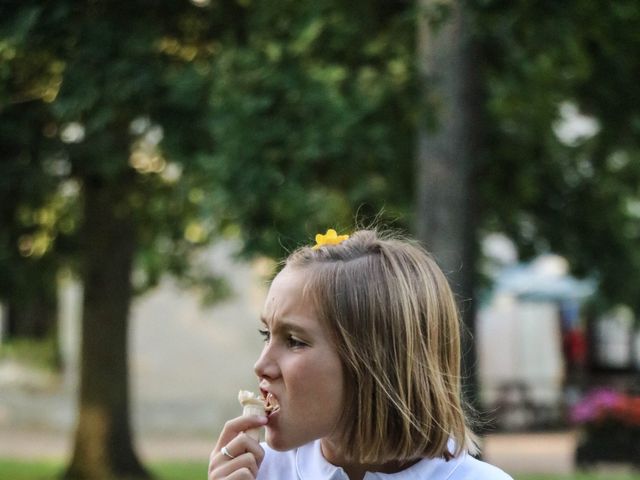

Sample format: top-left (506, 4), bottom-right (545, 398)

top-left (493, 255), bottom-right (596, 302)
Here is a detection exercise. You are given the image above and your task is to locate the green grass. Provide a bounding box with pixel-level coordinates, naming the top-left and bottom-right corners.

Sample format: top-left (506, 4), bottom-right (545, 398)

top-left (0, 460), bottom-right (208, 480)
top-left (1, 461), bottom-right (639, 480)
top-left (149, 462), bottom-right (208, 479)
top-left (0, 460), bottom-right (62, 480)
top-left (0, 337), bottom-right (61, 372)
top-left (519, 476), bottom-right (640, 480)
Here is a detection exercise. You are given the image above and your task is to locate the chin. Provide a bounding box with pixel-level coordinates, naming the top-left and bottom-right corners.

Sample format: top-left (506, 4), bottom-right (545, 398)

top-left (265, 431), bottom-right (306, 452)
top-left (265, 434), bottom-right (292, 451)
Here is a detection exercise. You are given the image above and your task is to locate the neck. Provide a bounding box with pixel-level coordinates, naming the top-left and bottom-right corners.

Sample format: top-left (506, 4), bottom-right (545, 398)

top-left (320, 438), bottom-right (420, 480)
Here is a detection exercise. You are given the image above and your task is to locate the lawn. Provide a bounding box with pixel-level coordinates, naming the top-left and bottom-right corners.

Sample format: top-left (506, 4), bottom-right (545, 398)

top-left (0, 460), bottom-right (207, 480)
top-left (1, 461), bottom-right (639, 480)
top-left (519, 476), bottom-right (640, 480)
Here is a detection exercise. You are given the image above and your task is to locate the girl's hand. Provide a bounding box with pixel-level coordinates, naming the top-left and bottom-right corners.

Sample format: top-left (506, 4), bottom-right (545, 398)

top-left (208, 415), bottom-right (268, 479)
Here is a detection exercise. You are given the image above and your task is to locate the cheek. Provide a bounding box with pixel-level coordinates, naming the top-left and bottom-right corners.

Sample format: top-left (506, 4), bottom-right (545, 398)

top-left (289, 356), bottom-right (344, 416)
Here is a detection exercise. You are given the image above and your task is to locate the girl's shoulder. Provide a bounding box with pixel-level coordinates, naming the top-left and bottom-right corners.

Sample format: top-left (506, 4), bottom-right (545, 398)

top-left (433, 452), bottom-right (514, 480)
top-left (367, 451), bottom-right (514, 480)
top-left (256, 442), bottom-right (514, 480)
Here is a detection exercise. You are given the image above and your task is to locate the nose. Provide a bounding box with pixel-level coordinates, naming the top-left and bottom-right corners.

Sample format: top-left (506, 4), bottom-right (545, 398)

top-left (254, 343), bottom-right (279, 380)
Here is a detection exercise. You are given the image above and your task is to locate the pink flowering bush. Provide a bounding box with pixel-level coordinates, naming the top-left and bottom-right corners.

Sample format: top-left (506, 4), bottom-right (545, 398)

top-left (571, 388), bottom-right (640, 468)
top-left (570, 388), bottom-right (640, 427)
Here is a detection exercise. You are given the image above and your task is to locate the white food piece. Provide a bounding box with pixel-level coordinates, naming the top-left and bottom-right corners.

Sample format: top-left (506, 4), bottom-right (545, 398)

top-left (238, 390), bottom-right (266, 441)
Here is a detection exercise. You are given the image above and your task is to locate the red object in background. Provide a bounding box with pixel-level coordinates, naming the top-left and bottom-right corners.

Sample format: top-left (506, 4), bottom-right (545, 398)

top-left (563, 328), bottom-right (587, 366)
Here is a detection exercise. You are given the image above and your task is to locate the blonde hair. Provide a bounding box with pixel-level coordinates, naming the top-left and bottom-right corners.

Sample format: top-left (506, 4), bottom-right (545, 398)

top-left (285, 229), bottom-right (478, 463)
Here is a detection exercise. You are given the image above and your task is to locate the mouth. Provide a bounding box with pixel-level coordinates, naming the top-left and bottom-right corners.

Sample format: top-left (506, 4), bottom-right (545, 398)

top-left (261, 389), bottom-right (281, 416)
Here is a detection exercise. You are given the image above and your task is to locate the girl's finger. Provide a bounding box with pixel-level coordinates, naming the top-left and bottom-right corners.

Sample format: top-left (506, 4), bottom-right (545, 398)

top-left (214, 415), bottom-right (268, 451)
top-left (213, 451), bottom-right (260, 478)
top-left (209, 432), bottom-right (265, 478)
top-left (225, 467), bottom-right (254, 479)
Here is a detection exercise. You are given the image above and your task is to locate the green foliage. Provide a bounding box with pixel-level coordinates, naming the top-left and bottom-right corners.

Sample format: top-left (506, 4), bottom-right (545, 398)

top-left (208, 0), bottom-right (418, 257)
top-left (1, 0), bottom-right (638, 325)
top-left (0, 0), bottom-right (230, 303)
top-left (0, 0), bottom-right (413, 300)
top-left (472, 0), bottom-right (640, 312)
top-left (1, 0), bottom-right (640, 475)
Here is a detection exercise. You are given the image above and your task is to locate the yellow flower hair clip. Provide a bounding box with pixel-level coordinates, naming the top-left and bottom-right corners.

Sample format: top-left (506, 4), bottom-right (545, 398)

top-left (313, 229), bottom-right (349, 250)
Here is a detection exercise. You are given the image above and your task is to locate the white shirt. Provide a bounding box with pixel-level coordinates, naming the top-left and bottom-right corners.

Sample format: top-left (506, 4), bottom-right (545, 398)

top-left (257, 440), bottom-right (513, 480)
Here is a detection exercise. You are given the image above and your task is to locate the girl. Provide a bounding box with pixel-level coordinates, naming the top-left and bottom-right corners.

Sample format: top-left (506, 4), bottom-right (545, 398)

top-left (209, 229), bottom-right (512, 480)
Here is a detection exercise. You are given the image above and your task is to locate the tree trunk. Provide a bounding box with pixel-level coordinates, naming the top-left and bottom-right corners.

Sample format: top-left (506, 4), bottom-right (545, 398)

top-left (65, 174), bottom-right (151, 479)
top-left (415, 0), bottom-right (483, 408)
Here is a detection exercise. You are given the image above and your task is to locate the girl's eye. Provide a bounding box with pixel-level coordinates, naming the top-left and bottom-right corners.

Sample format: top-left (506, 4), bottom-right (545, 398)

top-left (286, 336), bottom-right (307, 349)
top-left (258, 328), bottom-right (271, 343)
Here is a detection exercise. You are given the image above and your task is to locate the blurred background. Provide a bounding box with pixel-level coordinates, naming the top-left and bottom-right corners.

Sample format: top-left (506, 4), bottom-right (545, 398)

top-left (1, 1), bottom-right (639, 479)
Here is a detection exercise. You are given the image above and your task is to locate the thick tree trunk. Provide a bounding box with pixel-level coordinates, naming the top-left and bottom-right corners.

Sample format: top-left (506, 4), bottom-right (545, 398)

top-left (65, 174), bottom-right (150, 479)
top-left (415, 0), bottom-right (482, 407)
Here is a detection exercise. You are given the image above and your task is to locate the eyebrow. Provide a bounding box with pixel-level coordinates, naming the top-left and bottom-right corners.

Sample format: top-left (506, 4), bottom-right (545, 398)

top-left (260, 316), bottom-right (312, 336)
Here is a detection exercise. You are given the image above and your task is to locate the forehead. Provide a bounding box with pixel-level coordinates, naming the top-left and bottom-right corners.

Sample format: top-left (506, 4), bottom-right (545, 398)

top-left (261, 267), bottom-right (317, 327)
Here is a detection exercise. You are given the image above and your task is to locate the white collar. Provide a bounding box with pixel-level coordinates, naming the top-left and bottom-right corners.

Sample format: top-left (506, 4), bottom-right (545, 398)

top-left (294, 440), bottom-right (465, 480)
top-left (295, 440), bottom-right (346, 480)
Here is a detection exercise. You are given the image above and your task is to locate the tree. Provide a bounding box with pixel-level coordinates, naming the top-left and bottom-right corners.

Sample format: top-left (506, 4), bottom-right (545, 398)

top-left (0, 70), bottom-right (72, 345)
top-left (3, 1), bottom-right (639, 477)
top-left (416, 0), bottom-right (640, 417)
top-left (473, 0), bottom-right (640, 316)
top-left (0, 144), bottom-right (62, 343)
top-left (207, 0), bottom-right (417, 256)
top-left (2, 1), bottom-right (418, 476)
top-left (415, 0), bottom-right (485, 408)
top-left (0, 32), bottom-right (84, 377)
top-left (1, 2), bottom-right (231, 477)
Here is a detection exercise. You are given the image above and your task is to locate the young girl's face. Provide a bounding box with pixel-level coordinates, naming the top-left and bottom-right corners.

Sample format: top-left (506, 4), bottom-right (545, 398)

top-left (254, 266), bottom-right (345, 451)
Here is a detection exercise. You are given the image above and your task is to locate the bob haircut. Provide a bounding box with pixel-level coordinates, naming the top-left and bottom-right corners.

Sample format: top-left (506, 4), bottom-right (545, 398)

top-left (284, 229), bottom-right (478, 463)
